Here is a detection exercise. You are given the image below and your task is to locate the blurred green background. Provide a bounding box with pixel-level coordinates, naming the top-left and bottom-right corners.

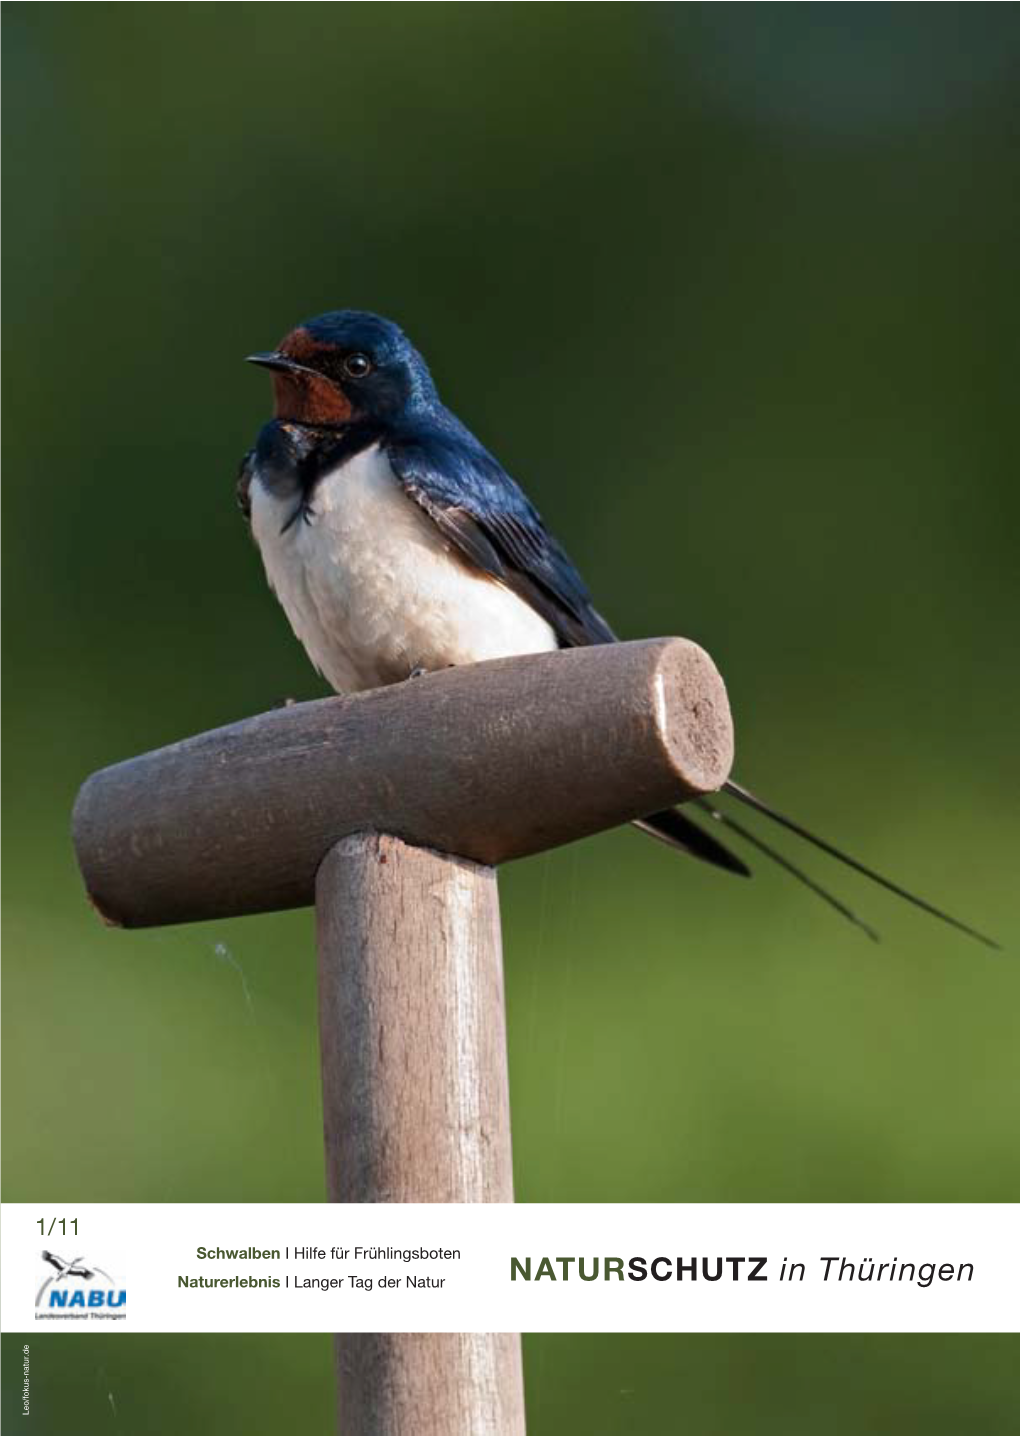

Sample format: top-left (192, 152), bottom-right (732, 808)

top-left (3, 3), bottom-right (1019, 1429)
top-left (3, 1333), bottom-right (1019, 1434)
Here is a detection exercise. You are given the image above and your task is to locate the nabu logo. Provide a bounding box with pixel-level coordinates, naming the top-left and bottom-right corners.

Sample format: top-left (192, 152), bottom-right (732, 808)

top-left (36, 1251), bottom-right (126, 1311)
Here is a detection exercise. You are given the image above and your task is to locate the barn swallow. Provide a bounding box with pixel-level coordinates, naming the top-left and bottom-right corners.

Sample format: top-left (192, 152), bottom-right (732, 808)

top-left (240, 310), bottom-right (995, 947)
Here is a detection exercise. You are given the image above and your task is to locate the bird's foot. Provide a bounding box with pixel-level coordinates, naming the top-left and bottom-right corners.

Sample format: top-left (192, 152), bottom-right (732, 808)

top-left (407, 663), bottom-right (456, 681)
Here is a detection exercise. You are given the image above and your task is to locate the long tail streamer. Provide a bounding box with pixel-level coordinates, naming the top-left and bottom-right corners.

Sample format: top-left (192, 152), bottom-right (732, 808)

top-left (693, 797), bottom-right (880, 943)
top-left (721, 779), bottom-right (999, 949)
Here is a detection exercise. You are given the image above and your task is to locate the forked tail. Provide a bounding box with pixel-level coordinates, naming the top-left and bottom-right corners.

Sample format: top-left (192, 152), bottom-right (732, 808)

top-left (637, 781), bottom-right (998, 949)
top-left (718, 778), bottom-right (999, 949)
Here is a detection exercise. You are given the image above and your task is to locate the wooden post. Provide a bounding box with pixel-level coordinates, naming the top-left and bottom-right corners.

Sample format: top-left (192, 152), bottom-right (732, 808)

top-left (71, 639), bottom-right (735, 1435)
top-left (317, 835), bottom-right (523, 1431)
top-left (316, 835), bottom-right (512, 1204)
top-left (335, 1334), bottom-right (526, 1436)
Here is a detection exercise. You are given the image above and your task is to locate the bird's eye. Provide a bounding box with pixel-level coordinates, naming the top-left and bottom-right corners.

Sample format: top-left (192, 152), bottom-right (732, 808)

top-left (343, 353), bottom-right (372, 379)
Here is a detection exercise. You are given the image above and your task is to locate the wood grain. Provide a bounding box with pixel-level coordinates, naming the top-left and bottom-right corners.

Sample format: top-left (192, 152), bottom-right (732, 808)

top-left (319, 836), bottom-right (525, 1432)
top-left (334, 1333), bottom-right (526, 1436)
top-left (72, 637), bottom-right (734, 928)
top-left (316, 834), bottom-right (512, 1203)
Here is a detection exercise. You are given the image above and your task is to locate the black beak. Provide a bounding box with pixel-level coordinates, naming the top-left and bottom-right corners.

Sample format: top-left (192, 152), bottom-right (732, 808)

top-left (245, 351), bottom-right (318, 377)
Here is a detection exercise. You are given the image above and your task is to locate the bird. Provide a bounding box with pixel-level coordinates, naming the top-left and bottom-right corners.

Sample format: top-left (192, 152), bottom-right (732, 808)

top-left (41, 1252), bottom-right (94, 1279)
top-left (239, 309), bottom-right (995, 948)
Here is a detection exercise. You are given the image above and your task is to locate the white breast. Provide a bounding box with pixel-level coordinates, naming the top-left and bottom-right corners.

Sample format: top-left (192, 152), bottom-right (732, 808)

top-left (249, 443), bottom-right (558, 693)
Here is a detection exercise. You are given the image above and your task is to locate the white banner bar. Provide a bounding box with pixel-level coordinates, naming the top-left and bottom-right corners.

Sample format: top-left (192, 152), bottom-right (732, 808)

top-left (1, 1204), bottom-right (1014, 1334)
